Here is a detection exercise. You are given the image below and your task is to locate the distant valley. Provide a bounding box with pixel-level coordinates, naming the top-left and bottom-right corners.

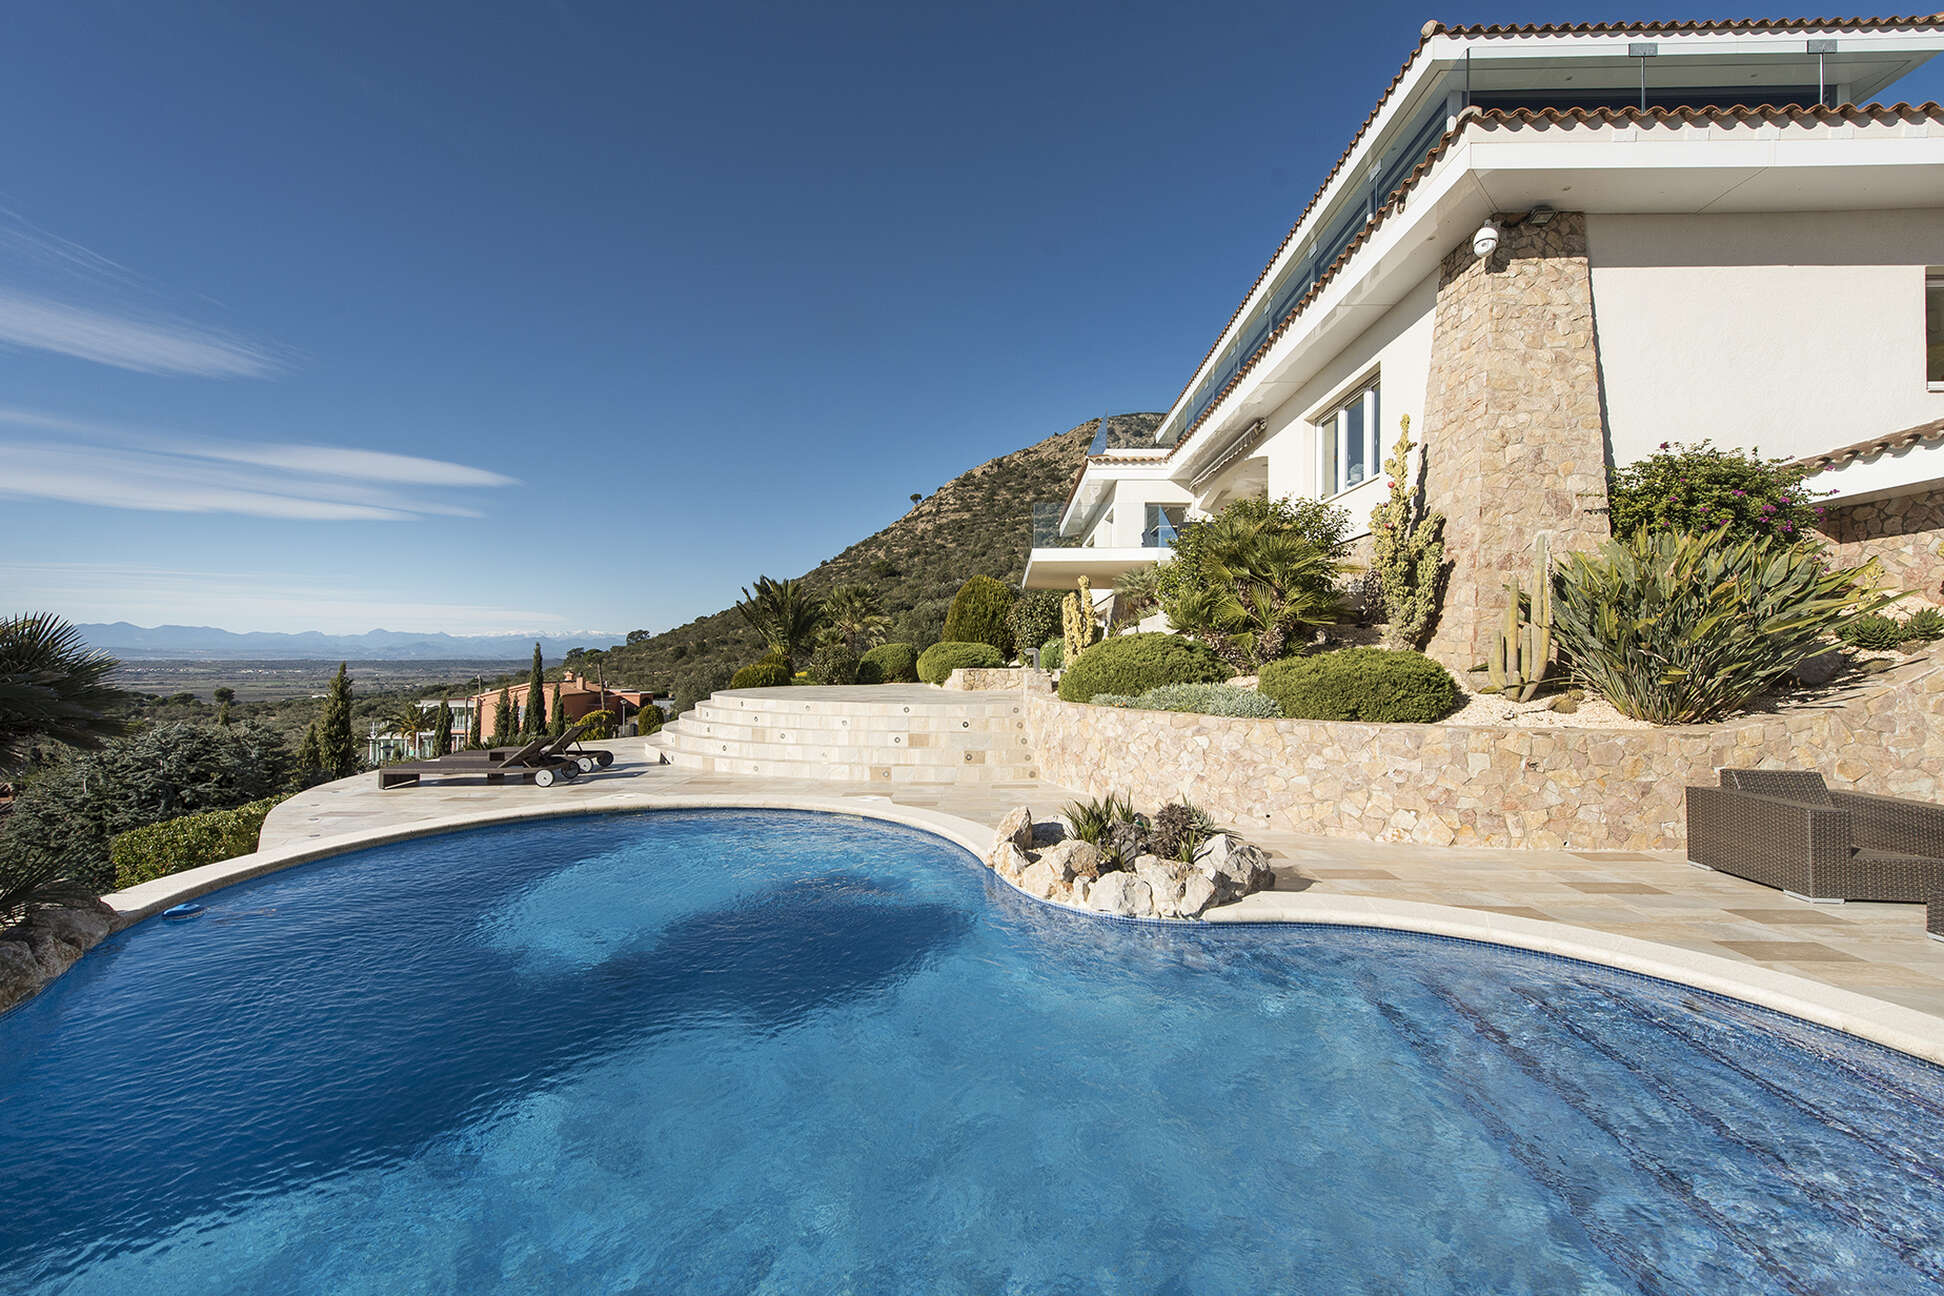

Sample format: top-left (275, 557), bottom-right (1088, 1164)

top-left (74, 623), bottom-right (602, 662)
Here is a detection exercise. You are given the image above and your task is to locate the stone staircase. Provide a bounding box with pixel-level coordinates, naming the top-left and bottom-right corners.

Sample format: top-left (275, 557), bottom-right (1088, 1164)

top-left (648, 685), bottom-right (1040, 785)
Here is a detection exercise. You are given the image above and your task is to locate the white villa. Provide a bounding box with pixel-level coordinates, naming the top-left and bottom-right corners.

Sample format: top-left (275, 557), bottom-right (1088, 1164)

top-left (1024, 15), bottom-right (1944, 668)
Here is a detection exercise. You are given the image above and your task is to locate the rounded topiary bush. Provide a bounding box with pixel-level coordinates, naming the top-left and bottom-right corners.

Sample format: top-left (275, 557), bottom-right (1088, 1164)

top-left (916, 640), bottom-right (1004, 684)
top-left (809, 641), bottom-right (859, 686)
top-left (1057, 633), bottom-right (1229, 704)
top-left (1257, 648), bottom-right (1458, 723)
top-left (1038, 637), bottom-right (1064, 671)
top-left (942, 575), bottom-right (1016, 657)
top-left (858, 641), bottom-right (919, 684)
top-left (730, 659), bottom-right (793, 689)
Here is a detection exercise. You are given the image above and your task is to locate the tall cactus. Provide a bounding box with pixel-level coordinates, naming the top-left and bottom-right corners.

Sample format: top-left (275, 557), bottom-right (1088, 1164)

top-left (1062, 576), bottom-right (1101, 664)
top-left (1486, 534), bottom-right (1554, 702)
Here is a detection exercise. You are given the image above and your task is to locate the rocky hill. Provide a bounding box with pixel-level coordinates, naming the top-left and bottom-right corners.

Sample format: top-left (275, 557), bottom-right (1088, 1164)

top-left (587, 412), bottom-right (1163, 708)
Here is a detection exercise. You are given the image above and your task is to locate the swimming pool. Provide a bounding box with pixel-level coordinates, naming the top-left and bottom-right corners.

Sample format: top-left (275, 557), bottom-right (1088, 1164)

top-left (2, 809), bottom-right (1940, 1294)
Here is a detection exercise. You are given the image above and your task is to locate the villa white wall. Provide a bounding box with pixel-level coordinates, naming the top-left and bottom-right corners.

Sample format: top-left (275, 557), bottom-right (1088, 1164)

top-left (1196, 272), bottom-right (1437, 538)
top-left (1588, 210), bottom-right (1944, 469)
top-left (1104, 478), bottom-right (1192, 547)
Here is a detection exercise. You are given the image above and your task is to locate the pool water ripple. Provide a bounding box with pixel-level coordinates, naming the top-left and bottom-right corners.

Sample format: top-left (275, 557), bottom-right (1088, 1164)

top-left (1, 809), bottom-right (1940, 1295)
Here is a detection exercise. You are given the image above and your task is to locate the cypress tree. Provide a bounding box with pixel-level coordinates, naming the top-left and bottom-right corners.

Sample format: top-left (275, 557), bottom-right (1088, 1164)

top-left (317, 662), bottom-right (358, 778)
top-left (297, 722), bottom-right (322, 775)
top-left (548, 682), bottom-right (565, 737)
top-left (466, 693), bottom-right (482, 748)
top-left (434, 700), bottom-right (455, 756)
top-left (526, 643), bottom-right (546, 735)
top-left (494, 687), bottom-right (514, 742)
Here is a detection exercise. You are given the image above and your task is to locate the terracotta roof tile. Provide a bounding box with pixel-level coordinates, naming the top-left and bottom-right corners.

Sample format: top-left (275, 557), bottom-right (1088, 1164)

top-left (1438, 15), bottom-right (1944, 37)
top-left (1797, 416), bottom-right (1944, 469)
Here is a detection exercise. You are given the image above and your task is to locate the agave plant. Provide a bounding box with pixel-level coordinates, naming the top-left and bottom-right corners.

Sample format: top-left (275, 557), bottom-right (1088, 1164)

top-left (0, 612), bottom-right (125, 777)
top-left (1551, 529), bottom-right (1895, 724)
top-left (733, 575), bottom-right (823, 671)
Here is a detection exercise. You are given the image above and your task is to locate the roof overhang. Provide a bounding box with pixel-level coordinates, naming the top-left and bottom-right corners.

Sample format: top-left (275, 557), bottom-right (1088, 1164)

top-left (1021, 547), bottom-right (1172, 591)
top-left (1799, 416), bottom-right (1944, 505)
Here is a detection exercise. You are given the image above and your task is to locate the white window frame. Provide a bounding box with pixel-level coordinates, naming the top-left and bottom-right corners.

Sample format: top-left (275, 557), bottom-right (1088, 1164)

top-left (1315, 378), bottom-right (1381, 500)
top-left (1927, 271), bottom-right (1944, 392)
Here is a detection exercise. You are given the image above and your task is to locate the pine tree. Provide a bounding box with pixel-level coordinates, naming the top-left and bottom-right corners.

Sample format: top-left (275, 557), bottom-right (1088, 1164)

top-left (526, 643), bottom-right (546, 734)
top-left (434, 700), bottom-right (455, 756)
top-left (493, 687), bottom-right (514, 742)
top-left (548, 682), bottom-right (565, 737)
top-left (317, 663), bottom-right (358, 778)
top-left (213, 686), bottom-right (235, 726)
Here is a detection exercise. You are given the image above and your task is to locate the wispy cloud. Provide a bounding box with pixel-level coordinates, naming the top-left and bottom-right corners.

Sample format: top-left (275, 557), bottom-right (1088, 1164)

top-left (0, 202), bottom-right (286, 377)
top-left (0, 407), bottom-right (518, 522)
top-left (0, 288), bottom-right (283, 377)
top-left (1, 562), bottom-right (576, 635)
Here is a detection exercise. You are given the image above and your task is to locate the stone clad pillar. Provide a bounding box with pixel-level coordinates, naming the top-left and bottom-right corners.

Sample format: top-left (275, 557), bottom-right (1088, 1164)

top-left (1421, 211), bottom-right (1612, 671)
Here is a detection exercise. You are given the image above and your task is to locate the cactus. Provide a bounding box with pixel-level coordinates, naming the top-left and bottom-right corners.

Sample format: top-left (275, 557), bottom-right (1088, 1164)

top-left (1062, 576), bottom-right (1101, 664)
top-left (1485, 535), bottom-right (1554, 702)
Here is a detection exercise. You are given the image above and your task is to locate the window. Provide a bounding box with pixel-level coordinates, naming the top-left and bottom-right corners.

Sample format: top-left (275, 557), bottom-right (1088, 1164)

top-left (1928, 272), bottom-right (1943, 389)
top-left (1318, 381), bottom-right (1381, 497)
top-left (1143, 504), bottom-right (1186, 548)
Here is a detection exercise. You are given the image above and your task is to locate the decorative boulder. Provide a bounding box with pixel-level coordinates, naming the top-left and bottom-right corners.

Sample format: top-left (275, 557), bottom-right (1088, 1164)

top-left (989, 841), bottom-right (1030, 884)
top-left (1017, 859), bottom-right (1066, 902)
top-left (1792, 650), bottom-right (1846, 687)
top-left (1193, 834), bottom-right (1274, 900)
top-left (1037, 838), bottom-right (1103, 882)
top-left (34, 903), bottom-right (112, 952)
top-left (0, 940), bottom-right (42, 1015)
top-left (1086, 871), bottom-right (1154, 918)
top-left (993, 806), bottom-right (1035, 857)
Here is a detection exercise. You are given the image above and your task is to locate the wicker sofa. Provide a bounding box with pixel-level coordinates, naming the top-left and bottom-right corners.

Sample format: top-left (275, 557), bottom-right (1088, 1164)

top-left (1685, 769), bottom-right (1944, 905)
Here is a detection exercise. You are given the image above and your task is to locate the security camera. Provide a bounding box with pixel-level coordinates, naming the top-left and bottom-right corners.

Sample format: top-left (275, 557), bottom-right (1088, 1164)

top-left (1473, 222), bottom-right (1501, 260)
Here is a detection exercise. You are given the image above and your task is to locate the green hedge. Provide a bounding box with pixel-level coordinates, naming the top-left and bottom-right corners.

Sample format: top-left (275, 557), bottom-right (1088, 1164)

top-left (110, 796), bottom-right (283, 889)
top-left (858, 642), bottom-right (919, 683)
top-left (1257, 648), bottom-right (1458, 723)
top-left (942, 575), bottom-right (1015, 657)
top-left (1038, 637), bottom-right (1064, 671)
top-left (730, 659), bottom-right (793, 689)
top-left (916, 641), bottom-right (1004, 684)
top-left (1057, 633), bottom-right (1228, 704)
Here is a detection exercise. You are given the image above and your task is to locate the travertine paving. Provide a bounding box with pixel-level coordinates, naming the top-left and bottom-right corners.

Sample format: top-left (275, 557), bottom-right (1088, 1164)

top-left (260, 735), bottom-right (1944, 1034)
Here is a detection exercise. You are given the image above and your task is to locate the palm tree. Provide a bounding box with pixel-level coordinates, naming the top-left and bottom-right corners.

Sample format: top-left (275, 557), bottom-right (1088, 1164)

top-left (1161, 516), bottom-right (1342, 668)
top-left (733, 575), bottom-right (823, 670)
top-left (391, 701), bottom-right (429, 759)
top-left (818, 584), bottom-right (889, 654)
top-left (1111, 565), bottom-right (1166, 630)
top-left (0, 612), bottom-right (125, 778)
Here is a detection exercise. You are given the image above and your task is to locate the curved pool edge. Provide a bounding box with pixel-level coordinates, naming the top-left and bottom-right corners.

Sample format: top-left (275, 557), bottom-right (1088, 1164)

top-left (102, 793), bottom-right (1944, 1067)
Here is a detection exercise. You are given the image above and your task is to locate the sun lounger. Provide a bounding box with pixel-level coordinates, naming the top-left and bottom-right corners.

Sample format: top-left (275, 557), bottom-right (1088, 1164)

top-left (378, 735), bottom-right (580, 790)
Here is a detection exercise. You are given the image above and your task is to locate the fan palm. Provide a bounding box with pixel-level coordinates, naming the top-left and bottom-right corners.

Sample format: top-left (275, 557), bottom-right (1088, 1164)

top-left (734, 575), bottom-right (823, 670)
top-left (1160, 515), bottom-right (1342, 668)
top-left (1112, 564), bottom-right (1166, 629)
top-left (0, 612), bottom-right (126, 777)
top-left (819, 584), bottom-right (890, 654)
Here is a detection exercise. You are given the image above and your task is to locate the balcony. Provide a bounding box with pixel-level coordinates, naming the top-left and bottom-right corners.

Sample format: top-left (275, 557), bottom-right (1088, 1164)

top-left (1023, 502), bottom-right (1181, 590)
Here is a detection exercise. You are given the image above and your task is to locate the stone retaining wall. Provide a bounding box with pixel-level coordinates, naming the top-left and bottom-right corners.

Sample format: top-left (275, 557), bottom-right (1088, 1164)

top-left (1025, 650), bottom-right (1944, 850)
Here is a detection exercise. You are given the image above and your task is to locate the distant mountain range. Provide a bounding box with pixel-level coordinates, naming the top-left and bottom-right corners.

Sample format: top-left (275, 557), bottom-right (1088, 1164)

top-left (75, 623), bottom-right (604, 662)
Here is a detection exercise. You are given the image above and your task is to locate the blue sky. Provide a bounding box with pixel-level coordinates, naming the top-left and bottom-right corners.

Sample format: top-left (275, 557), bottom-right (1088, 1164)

top-left (4, 3), bottom-right (1939, 639)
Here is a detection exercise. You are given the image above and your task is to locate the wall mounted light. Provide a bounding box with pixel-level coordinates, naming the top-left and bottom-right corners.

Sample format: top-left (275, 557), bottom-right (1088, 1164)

top-left (1526, 203), bottom-right (1557, 226)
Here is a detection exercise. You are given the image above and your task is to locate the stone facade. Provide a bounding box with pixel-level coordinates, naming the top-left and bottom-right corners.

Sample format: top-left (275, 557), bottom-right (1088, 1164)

top-left (944, 667), bottom-right (1055, 693)
top-left (1025, 647), bottom-right (1944, 852)
top-left (1421, 212), bottom-right (1612, 670)
top-left (1821, 490), bottom-right (1944, 604)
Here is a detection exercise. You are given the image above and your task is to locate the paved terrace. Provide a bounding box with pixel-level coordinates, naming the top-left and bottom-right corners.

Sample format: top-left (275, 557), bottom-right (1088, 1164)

top-left (247, 731), bottom-right (1944, 1045)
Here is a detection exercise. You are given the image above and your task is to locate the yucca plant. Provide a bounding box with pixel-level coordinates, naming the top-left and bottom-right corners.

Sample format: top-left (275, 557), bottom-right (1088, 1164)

top-left (1551, 529), bottom-right (1894, 724)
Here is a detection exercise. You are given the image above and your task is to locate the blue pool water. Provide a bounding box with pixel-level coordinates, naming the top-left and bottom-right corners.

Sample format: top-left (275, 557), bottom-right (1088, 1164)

top-left (2, 810), bottom-right (1942, 1295)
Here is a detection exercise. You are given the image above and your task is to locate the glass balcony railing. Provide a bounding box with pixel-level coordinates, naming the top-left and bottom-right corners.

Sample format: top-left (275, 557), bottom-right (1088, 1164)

top-left (1032, 501), bottom-right (1080, 548)
top-left (1140, 521), bottom-right (1181, 549)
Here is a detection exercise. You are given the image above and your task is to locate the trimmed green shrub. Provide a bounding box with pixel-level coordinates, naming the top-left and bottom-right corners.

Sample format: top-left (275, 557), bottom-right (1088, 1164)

top-left (1057, 633), bottom-right (1228, 704)
top-left (1128, 682), bottom-right (1282, 718)
top-left (858, 642), bottom-right (919, 684)
top-left (942, 575), bottom-right (1016, 657)
top-left (916, 641), bottom-right (1004, 684)
top-left (1038, 637), bottom-right (1064, 671)
top-left (110, 796), bottom-right (282, 888)
top-left (1838, 614), bottom-right (1906, 651)
top-left (809, 640), bottom-right (860, 685)
top-left (730, 659), bottom-right (793, 689)
top-left (634, 704), bottom-right (664, 735)
top-left (1005, 591), bottom-right (1063, 662)
top-left (1258, 648), bottom-right (1458, 723)
top-left (1551, 529), bottom-right (1892, 724)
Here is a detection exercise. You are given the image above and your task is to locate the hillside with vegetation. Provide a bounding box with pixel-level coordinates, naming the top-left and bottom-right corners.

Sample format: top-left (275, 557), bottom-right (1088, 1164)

top-left (578, 412), bottom-right (1163, 709)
